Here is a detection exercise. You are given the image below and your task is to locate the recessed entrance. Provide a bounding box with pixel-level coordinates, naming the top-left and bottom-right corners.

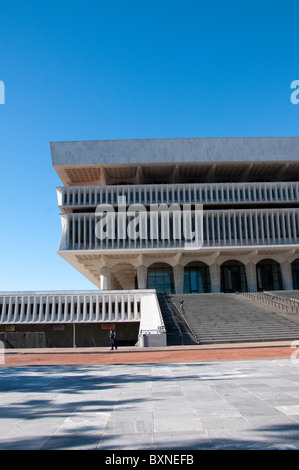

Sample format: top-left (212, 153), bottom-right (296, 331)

top-left (221, 260), bottom-right (248, 293)
top-left (147, 263), bottom-right (175, 294)
top-left (256, 259), bottom-right (282, 291)
top-left (184, 262), bottom-right (211, 293)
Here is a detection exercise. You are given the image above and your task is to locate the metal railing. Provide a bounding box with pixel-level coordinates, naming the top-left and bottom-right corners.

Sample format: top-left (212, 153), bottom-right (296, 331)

top-left (167, 295), bottom-right (199, 344)
top-left (161, 294), bottom-right (184, 344)
top-left (241, 291), bottom-right (299, 314)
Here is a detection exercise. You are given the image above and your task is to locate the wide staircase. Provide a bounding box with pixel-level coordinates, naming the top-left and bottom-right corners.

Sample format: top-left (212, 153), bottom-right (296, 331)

top-left (157, 293), bottom-right (198, 346)
top-left (158, 291), bottom-right (299, 345)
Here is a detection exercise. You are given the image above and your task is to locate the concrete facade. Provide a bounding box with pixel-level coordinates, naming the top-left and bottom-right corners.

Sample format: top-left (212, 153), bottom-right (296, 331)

top-left (51, 137), bottom-right (299, 296)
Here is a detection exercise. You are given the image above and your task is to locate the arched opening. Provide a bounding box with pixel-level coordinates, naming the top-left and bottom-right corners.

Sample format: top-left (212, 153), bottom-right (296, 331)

top-left (256, 259), bottom-right (282, 291)
top-left (147, 263), bottom-right (175, 294)
top-left (184, 262), bottom-right (211, 293)
top-left (111, 263), bottom-right (137, 290)
top-left (291, 259), bottom-right (299, 289)
top-left (221, 260), bottom-right (248, 293)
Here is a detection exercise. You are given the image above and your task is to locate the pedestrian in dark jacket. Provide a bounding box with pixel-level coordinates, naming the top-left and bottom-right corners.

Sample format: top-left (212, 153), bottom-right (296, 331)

top-left (109, 328), bottom-right (117, 350)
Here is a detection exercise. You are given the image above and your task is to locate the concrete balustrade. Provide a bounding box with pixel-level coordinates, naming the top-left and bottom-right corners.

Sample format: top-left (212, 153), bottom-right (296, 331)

top-left (57, 181), bottom-right (299, 209)
top-left (58, 207), bottom-right (299, 251)
top-left (0, 290), bottom-right (166, 347)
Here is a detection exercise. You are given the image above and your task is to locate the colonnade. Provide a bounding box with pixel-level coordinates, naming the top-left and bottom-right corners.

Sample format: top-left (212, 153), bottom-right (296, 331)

top-left (99, 255), bottom-right (299, 294)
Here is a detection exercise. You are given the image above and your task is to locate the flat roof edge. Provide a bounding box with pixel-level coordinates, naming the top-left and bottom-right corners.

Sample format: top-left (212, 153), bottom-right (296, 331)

top-left (50, 137), bottom-right (299, 167)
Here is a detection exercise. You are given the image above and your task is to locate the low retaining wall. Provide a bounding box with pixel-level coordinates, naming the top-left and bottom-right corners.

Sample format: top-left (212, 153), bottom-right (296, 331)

top-left (0, 289), bottom-right (166, 348)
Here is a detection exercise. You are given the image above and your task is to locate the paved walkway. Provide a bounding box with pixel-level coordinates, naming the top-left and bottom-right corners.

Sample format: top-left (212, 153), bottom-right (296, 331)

top-left (1, 341), bottom-right (296, 366)
top-left (1, 342), bottom-right (299, 450)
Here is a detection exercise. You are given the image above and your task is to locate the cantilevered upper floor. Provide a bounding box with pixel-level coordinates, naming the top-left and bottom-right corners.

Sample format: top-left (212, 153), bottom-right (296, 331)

top-left (51, 137), bottom-right (299, 187)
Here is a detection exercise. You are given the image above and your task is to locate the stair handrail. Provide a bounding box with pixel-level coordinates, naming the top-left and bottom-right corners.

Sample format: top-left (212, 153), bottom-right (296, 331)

top-left (242, 291), bottom-right (299, 314)
top-left (167, 296), bottom-right (199, 344)
top-left (161, 294), bottom-right (184, 344)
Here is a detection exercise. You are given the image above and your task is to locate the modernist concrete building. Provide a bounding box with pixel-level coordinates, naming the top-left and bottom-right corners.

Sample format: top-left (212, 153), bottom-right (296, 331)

top-left (52, 137), bottom-right (299, 296)
top-left (2, 137), bottom-right (299, 349)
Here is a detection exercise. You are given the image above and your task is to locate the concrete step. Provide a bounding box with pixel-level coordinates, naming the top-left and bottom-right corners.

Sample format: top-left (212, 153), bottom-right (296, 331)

top-left (169, 293), bottom-right (299, 344)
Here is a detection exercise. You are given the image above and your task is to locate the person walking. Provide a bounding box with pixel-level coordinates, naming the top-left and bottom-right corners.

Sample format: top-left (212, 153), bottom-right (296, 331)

top-left (179, 299), bottom-right (185, 315)
top-left (109, 328), bottom-right (117, 350)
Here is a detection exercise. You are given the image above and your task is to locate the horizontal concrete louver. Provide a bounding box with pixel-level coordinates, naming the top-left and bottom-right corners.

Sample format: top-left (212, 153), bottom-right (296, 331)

top-left (0, 291), bottom-right (143, 324)
top-left (58, 181), bottom-right (299, 209)
top-left (59, 207), bottom-right (299, 251)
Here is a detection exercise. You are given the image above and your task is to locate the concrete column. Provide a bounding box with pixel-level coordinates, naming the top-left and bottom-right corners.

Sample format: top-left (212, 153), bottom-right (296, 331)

top-left (280, 261), bottom-right (293, 290)
top-left (245, 262), bottom-right (257, 292)
top-left (173, 264), bottom-right (184, 294)
top-left (100, 266), bottom-right (111, 290)
top-left (209, 263), bottom-right (221, 293)
top-left (137, 265), bottom-right (147, 289)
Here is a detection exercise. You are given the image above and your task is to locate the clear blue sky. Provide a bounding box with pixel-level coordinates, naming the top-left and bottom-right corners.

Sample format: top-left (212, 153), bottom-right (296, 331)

top-left (0, 0), bottom-right (298, 291)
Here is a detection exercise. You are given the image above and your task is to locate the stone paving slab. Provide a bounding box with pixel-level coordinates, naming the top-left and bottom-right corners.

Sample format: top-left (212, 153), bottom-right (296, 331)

top-left (1, 359), bottom-right (299, 450)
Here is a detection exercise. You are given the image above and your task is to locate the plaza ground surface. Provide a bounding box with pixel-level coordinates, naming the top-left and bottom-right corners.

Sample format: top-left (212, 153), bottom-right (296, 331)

top-left (1, 342), bottom-right (299, 451)
top-left (1, 341), bottom-right (296, 366)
